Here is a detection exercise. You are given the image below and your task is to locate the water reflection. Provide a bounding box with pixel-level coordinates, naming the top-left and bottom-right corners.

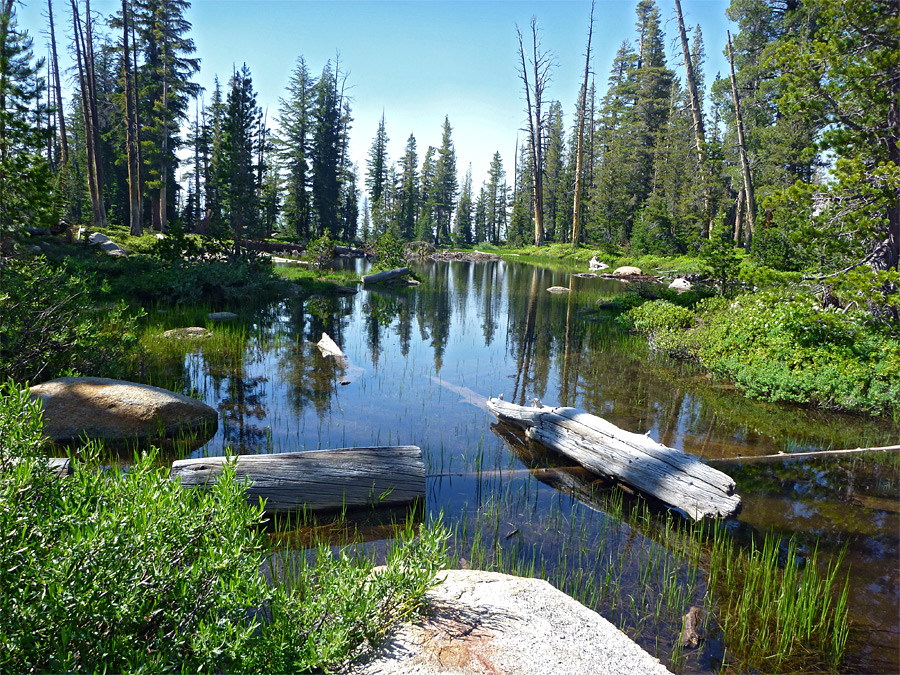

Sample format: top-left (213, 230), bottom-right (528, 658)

top-left (181, 258), bottom-right (897, 673)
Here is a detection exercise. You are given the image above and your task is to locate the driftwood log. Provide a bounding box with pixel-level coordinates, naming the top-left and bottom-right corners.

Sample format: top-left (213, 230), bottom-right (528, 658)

top-left (487, 398), bottom-right (741, 520)
top-left (170, 446), bottom-right (425, 513)
top-left (361, 267), bottom-right (410, 284)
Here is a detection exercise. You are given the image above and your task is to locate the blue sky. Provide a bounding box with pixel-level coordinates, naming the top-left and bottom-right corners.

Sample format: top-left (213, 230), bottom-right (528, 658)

top-left (16, 0), bottom-right (736, 188)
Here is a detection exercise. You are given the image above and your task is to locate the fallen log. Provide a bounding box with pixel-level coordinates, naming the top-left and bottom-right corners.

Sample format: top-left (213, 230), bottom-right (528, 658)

top-left (361, 267), bottom-right (410, 284)
top-left (170, 446), bottom-right (425, 513)
top-left (486, 398), bottom-right (741, 520)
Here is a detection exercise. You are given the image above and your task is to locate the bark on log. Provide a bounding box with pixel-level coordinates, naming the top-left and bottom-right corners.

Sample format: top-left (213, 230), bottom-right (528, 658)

top-left (361, 267), bottom-right (411, 284)
top-left (487, 398), bottom-right (741, 520)
top-left (170, 446), bottom-right (425, 513)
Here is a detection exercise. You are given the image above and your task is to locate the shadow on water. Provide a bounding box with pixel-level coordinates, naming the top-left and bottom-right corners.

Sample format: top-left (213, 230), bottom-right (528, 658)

top-left (150, 258), bottom-right (896, 673)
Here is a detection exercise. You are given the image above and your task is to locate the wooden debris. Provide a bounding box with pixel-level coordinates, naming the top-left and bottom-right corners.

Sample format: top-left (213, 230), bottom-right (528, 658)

top-left (487, 398), bottom-right (741, 520)
top-left (680, 606), bottom-right (704, 648)
top-left (170, 446), bottom-right (425, 513)
top-left (361, 267), bottom-right (411, 284)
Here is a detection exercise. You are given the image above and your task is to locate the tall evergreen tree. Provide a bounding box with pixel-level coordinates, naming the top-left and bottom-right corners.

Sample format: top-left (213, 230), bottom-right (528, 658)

top-left (276, 56), bottom-right (315, 240)
top-left (432, 116), bottom-right (457, 244)
top-left (0, 0), bottom-right (53, 235)
top-left (397, 132), bottom-right (418, 240)
top-left (221, 63), bottom-right (260, 250)
top-left (311, 60), bottom-right (342, 237)
top-left (366, 112), bottom-right (389, 206)
top-left (453, 164), bottom-right (473, 245)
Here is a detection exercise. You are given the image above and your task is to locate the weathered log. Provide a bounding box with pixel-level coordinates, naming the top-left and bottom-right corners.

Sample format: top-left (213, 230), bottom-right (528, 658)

top-left (487, 398), bottom-right (741, 520)
top-left (170, 446), bottom-right (425, 513)
top-left (3, 456), bottom-right (73, 478)
top-left (361, 267), bottom-right (410, 284)
top-left (706, 444), bottom-right (900, 465)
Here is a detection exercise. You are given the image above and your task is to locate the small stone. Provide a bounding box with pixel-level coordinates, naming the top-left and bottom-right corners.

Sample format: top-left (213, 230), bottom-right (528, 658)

top-left (163, 327), bottom-right (212, 340)
top-left (547, 286), bottom-right (571, 293)
top-left (613, 265), bottom-right (642, 276)
top-left (207, 311), bottom-right (238, 321)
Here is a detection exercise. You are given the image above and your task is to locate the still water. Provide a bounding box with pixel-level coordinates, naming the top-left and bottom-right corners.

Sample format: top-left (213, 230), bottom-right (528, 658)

top-left (178, 259), bottom-right (897, 673)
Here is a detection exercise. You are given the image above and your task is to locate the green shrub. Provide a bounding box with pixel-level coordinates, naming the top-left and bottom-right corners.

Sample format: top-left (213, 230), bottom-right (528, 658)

top-left (0, 257), bottom-right (141, 383)
top-left (0, 381), bottom-right (449, 673)
top-left (373, 230), bottom-right (406, 272)
top-left (305, 231), bottom-right (335, 271)
top-left (628, 289), bottom-right (900, 417)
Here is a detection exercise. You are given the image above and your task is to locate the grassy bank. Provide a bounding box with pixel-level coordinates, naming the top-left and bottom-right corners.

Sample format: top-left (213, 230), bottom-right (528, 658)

top-left (625, 290), bottom-right (900, 419)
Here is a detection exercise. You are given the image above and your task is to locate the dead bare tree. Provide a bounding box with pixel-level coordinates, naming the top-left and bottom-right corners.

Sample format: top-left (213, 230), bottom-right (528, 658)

top-left (571, 0), bottom-right (594, 251)
top-left (121, 0), bottom-right (140, 235)
top-left (727, 30), bottom-right (756, 241)
top-left (517, 18), bottom-right (554, 247)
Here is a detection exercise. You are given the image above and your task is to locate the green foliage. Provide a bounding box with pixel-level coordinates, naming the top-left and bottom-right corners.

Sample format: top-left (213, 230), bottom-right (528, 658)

top-left (699, 223), bottom-right (741, 294)
top-left (372, 230), bottom-right (406, 272)
top-left (628, 290), bottom-right (900, 416)
top-left (0, 382), bottom-right (449, 673)
top-left (631, 195), bottom-right (679, 256)
top-left (0, 258), bottom-right (140, 383)
top-left (305, 230), bottom-right (335, 270)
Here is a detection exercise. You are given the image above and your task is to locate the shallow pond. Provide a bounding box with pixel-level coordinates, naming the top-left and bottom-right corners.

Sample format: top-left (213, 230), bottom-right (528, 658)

top-left (169, 259), bottom-right (897, 673)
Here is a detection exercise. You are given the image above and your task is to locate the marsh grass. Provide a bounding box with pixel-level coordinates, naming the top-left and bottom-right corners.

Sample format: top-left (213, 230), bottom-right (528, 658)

top-left (448, 478), bottom-right (850, 673)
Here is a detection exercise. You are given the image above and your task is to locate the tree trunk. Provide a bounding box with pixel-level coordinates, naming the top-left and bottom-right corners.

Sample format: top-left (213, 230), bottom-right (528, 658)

top-left (47, 0), bottom-right (68, 167)
top-left (734, 188), bottom-right (744, 246)
top-left (71, 0), bottom-right (106, 229)
top-left (171, 446), bottom-right (426, 514)
top-left (517, 22), bottom-right (547, 247)
top-left (727, 31), bottom-right (756, 240)
top-left (487, 398), bottom-right (742, 520)
top-left (571, 1), bottom-right (594, 251)
top-left (675, 0), bottom-right (713, 238)
top-left (121, 0), bottom-right (141, 236)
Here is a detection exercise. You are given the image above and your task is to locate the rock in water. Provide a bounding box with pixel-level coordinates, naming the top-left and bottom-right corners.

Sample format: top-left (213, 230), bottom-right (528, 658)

top-left (613, 265), bottom-right (642, 276)
top-left (589, 256), bottom-right (609, 271)
top-left (29, 377), bottom-right (217, 445)
top-left (163, 327), bottom-right (212, 339)
top-left (547, 286), bottom-right (571, 293)
top-left (207, 311), bottom-right (238, 322)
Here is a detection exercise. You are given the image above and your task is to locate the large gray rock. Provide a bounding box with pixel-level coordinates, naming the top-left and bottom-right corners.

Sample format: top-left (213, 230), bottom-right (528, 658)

top-left (29, 377), bottom-right (217, 445)
top-left (349, 569), bottom-right (672, 675)
top-left (613, 266), bottom-right (642, 276)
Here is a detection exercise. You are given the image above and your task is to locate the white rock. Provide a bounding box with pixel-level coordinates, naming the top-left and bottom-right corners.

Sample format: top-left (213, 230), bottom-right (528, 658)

top-left (589, 256), bottom-right (609, 271)
top-left (547, 286), bottom-right (571, 293)
top-left (88, 232), bottom-right (110, 245)
top-left (349, 569), bottom-right (672, 675)
top-left (669, 278), bottom-right (692, 291)
top-left (613, 266), bottom-right (642, 276)
top-left (163, 327), bottom-right (212, 339)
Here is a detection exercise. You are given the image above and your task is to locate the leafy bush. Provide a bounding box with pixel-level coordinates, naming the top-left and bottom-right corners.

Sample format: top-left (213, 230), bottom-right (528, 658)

top-left (305, 231), bottom-right (335, 271)
top-left (0, 381), bottom-right (449, 673)
top-left (372, 230), bottom-right (406, 272)
top-left (0, 257), bottom-right (141, 383)
top-left (628, 290), bottom-right (900, 417)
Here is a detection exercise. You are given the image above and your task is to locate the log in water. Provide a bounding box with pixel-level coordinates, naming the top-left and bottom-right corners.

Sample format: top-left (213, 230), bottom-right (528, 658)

top-left (360, 267), bottom-right (411, 284)
top-left (487, 398), bottom-right (741, 520)
top-left (170, 446), bottom-right (426, 513)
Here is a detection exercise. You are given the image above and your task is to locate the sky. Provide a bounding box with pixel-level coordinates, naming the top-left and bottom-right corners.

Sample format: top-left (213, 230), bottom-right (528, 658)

top-left (15, 0), bottom-right (737, 189)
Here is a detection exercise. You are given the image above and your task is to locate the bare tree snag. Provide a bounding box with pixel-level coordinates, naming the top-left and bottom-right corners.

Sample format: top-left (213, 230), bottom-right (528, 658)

top-left (121, 0), bottom-right (141, 236)
top-left (571, 1), bottom-right (594, 251)
top-left (727, 31), bottom-right (756, 241)
top-left (47, 0), bottom-right (68, 167)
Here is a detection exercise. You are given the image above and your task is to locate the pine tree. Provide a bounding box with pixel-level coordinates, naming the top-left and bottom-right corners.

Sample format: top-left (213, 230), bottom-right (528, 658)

top-left (276, 56), bottom-right (315, 240)
top-left (311, 60), bottom-right (342, 238)
top-left (432, 116), bottom-right (457, 244)
top-left (366, 112), bottom-right (389, 206)
top-left (221, 63), bottom-right (260, 251)
top-left (0, 0), bottom-right (53, 235)
top-left (397, 132), bottom-right (418, 240)
top-left (453, 164), bottom-right (473, 245)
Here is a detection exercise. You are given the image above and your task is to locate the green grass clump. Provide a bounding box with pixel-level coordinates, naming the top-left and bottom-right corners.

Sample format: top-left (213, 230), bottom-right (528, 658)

top-left (626, 290), bottom-right (900, 417)
top-left (0, 381), bottom-right (448, 673)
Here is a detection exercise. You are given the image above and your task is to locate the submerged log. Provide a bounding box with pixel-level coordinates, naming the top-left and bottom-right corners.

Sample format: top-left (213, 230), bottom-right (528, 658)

top-left (170, 446), bottom-right (425, 513)
top-left (361, 267), bottom-right (410, 284)
top-left (486, 398), bottom-right (741, 520)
